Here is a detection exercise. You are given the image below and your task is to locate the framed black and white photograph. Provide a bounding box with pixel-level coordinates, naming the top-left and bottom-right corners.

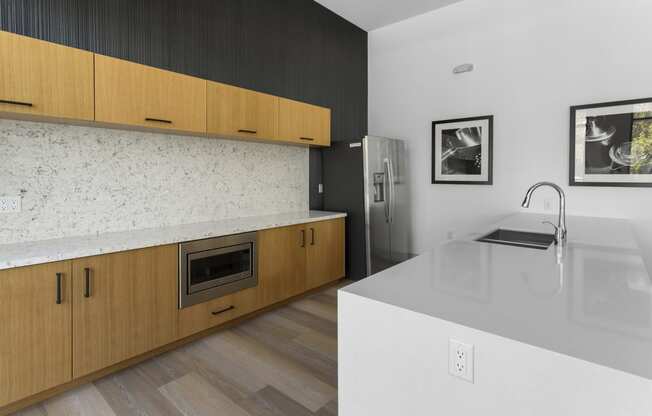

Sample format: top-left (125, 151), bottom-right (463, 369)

top-left (432, 115), bottom-right (493, 185)
top-left (570, 97), bottom-right (652, 187)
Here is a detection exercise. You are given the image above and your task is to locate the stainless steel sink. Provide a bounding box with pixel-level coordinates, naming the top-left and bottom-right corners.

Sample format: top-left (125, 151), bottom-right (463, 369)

top-left (476, 229), bottom-right (555, 250)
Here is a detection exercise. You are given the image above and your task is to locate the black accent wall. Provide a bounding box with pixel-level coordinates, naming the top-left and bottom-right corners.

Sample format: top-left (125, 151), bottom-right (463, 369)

top-left (0, 0), bottom-right (368, 210)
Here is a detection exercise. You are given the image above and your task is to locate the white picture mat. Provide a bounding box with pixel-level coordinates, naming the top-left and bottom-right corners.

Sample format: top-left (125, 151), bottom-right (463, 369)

top-left (434, 119), bottom-right (490, 182)
top-left (574, 102), bottom-right (652, 183)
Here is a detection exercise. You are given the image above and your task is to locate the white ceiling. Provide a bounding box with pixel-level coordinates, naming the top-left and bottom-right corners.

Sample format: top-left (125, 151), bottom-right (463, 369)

top-left (314, 0), bottom-right (464, 30)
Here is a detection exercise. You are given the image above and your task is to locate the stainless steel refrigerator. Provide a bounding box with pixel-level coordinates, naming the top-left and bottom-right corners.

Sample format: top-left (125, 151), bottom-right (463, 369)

top-left (362, 136), bottom-right (411, 275)
top-left (322, 135), bottom-right (411, 280)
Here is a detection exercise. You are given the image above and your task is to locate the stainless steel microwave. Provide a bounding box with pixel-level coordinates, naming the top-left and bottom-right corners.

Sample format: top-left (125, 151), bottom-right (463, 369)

top-left (178, 232), bottom-right (257, 308)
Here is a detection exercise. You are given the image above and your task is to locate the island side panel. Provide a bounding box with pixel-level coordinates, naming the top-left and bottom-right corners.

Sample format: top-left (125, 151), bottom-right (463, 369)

top-left (338, 291), bottom-right (652, 416)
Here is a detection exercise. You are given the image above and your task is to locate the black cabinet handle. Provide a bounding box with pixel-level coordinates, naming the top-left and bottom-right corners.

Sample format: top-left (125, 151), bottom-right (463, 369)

top-left (310, 228), bottom-right (315, 245)
top-left (145, 117), bottom-right (172, 124)
top-left (301, 229), bottom-right (306, 247)
top-left (56, 273), bottom-right (63, 304)
top-left (300, 137), bottom-right (315, 141)
top-left (84, 268), bottom-right (92, 298)
top-left (238, 129), bottom-right (257, 134)
top-left (211, 305), bottom-right (235, 316)
top-left (0, 99), bottom-right (33, 107)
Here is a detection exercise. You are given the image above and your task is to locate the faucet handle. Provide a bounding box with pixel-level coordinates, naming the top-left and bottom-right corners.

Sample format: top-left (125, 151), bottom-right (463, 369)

top-left (541, 221), bottom-right (559, 243)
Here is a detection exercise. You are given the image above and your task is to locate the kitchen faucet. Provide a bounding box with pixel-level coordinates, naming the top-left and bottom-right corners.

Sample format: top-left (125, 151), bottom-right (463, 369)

top-left (521, 182), bottom-right (567, 245)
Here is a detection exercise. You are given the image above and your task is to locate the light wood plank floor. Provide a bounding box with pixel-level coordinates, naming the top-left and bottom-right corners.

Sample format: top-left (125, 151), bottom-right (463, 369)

top-left (13, 284), bottom-right (345, 416)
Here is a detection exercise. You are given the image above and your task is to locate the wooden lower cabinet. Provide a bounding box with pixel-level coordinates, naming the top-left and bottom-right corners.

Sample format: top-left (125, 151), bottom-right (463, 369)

top-left (71, 245), bottom-right (178, 378)
top-left (0, 219), bottom-right (345, 411)
top-left (257, 224), bottom-right (308, 306)
top-left (306, 218), bottom-right (346, 290)
top-left (257, 218), bottom-right (345, 304)
top-left (0, 261), bottom-right (72, 407)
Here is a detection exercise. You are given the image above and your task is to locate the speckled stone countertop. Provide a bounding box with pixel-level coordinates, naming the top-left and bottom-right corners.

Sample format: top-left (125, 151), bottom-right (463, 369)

top-left (0, 211), bottom-right (346, 270)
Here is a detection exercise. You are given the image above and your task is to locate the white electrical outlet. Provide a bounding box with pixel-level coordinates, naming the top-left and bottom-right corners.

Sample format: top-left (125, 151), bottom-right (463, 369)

top-left (449, 339), bottom-right (474, 383)
top-left (0, 196), bottom-right (21, 213)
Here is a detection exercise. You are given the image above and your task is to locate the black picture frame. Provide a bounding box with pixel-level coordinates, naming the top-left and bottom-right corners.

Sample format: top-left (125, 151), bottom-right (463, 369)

top-left (570, 97), bottom-right (652, 188)
top-left (432, 115), bottom-right (493, 185)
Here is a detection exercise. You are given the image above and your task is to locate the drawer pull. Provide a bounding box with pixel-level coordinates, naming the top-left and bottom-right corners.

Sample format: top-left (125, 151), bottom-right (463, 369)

top-left (300, 137), bottom-right (315, 141)
top-left (310, 228), bottom-right (315, 245)
top-left (301, 229), bottom-right (306, 247)
top-left (212, 305), bottom-right (235, 316)
top-left (238, 129), bottom-right (257, 134)
top-left (84, 268), bottom-right (92, 298)
top-left (56, 273), bottom-right (63, 304)
top-left (145, 117), bottom-right (172, 124)
top-left (0, 99), bottom-right (33, 107)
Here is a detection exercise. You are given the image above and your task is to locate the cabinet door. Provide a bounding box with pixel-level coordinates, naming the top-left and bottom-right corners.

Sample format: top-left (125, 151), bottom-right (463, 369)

top-left (278, 98), bottom-right (331, 146)
top-left (0, 261), bottom-right (72, 407)
top-left (257, 224), bottom-right (307, 306)
top-left (95, 54), bottom-right (206, 134)
top-left (207, 81), bottom-right (278, 140)
top-left (72, 245), bottom-right (178, 378)
top-left (0, 30), bottom-right (94, 121)
top-left (306, 218), bottom-right (345, 290)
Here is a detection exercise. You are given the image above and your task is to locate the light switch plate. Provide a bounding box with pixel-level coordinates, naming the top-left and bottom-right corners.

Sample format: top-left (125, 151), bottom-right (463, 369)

top-left (449, 339), bottom-right (474, 383)
top-left (0, 196), bottom-right (21, 213)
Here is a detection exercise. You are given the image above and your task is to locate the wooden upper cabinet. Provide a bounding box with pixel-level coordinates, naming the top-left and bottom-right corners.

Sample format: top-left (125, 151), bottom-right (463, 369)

top-left (71, 245), bottom-right (178, 378)
top-left (0, 261), bottom-right (72, 407)
top-left (207, 81), bottom-right (278, 140)
top-left (0, 31), bottom-right (94, 121)
top-left (94, 54), bottom-right (206, 134)
top-left (306, 218), bottom-right (346, 290)
top-left (278, 98), bottom-right (331, 146)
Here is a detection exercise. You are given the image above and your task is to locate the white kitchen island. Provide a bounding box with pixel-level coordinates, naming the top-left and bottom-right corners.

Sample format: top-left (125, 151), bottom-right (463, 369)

top-left (339, 213), bottom-right (652, 415)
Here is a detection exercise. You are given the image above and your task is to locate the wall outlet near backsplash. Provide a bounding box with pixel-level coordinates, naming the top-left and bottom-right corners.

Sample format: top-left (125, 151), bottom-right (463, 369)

top-left (0, 196), bottom-right (21, 213)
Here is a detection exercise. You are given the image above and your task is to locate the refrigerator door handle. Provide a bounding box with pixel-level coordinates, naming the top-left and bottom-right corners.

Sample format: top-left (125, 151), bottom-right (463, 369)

top-left (388, 158), bottom-right (396, 224)
top-left (383, 158), bottom-right (395, 224)
top-left (383, 158), bottom-right (390, 223)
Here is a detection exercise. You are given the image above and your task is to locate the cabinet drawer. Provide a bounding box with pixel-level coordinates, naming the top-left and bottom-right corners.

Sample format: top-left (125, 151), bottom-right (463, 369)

top-left (207, 81), bottom-right (278, 140)
top-left (278, 98), bottom-right (331, 146)
top-left (0, 31), bottom-right (94, 121)
top-left (178, 285), bottom-right (260, 338)
top-left (95, 54), bottom-right (206, 134)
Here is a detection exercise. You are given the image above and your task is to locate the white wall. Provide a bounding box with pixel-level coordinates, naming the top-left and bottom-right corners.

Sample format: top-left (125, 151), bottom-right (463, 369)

top-left (0, 120), bottom-right (308, 244)
top-left (369, 0), bottom-right (652, 253)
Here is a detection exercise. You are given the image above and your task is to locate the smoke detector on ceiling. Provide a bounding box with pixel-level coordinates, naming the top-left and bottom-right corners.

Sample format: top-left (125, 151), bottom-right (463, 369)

top-left (453, 63), bottom-right (474, 74)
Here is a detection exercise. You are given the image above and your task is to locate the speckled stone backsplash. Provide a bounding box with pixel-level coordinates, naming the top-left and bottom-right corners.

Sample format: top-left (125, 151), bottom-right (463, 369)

top-left (0, 119), bottom-right (309, 244)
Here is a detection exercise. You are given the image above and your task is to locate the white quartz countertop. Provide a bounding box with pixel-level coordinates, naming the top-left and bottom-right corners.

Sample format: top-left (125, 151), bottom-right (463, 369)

top-left (0, 211), bottom-right (346, 270)
top-left (342, 213), bottom-right (652, 380)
